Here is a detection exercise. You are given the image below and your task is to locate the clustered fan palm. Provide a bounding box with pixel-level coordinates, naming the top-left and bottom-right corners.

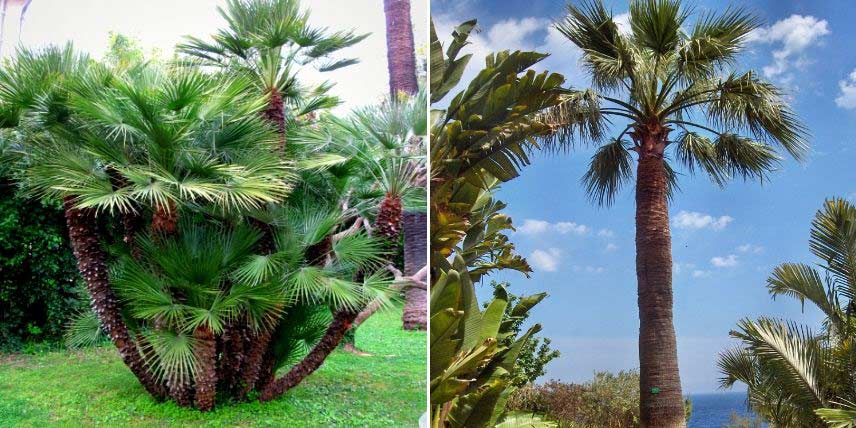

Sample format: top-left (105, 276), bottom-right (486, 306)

top-left (3, 40), bottom-right (394, 411)
top-left (546, 1), bottom-right (809, 426)
top-left (719, 199), bottom-right (856, 428)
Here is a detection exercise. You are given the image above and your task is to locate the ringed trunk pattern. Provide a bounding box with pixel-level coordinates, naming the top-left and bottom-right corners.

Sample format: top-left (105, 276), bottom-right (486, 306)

top-left (382, 0), bottom-right (418, 96)
top-left (62, 197), bottom-right (167, 400)
top-left (633, 124), bottom-right (685, 428)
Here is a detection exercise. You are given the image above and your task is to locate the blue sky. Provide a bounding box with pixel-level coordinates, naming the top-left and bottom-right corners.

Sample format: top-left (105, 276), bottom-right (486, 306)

top-left (432, 0), bottom-right (856, 393)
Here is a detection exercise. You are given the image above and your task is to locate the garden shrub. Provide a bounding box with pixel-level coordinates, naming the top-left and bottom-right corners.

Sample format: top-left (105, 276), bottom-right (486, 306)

top-left (0, 180), bottom-right (84, 350)
top-left (507, 371), bottom-right (692, 428)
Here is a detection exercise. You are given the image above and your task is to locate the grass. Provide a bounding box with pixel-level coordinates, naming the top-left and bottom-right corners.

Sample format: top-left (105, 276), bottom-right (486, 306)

top-left (0, 308), bottom-right (426, 427)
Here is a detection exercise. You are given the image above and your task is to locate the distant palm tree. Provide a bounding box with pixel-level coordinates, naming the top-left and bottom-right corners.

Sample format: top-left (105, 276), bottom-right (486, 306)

top-left (719, 199), bottom-right (856, 428)
top-left (547, 1), bottom-right (808, 426)
top-left (179, 0), bottom-right (367, 151)
top-left (383, 0), bottom-right (418, 96)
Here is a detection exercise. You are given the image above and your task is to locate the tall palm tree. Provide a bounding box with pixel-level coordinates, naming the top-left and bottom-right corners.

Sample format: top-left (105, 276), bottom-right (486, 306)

top-left (547, 2), bottom-right (808, 426)
top-left (719, 199), bottom-right (856, 428)
top-left (383, 0), bottom-right (418, 96)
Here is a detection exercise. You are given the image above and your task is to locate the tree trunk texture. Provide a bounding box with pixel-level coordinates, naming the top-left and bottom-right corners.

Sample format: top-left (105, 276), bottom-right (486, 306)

top-left (401, 211), bottom-right (426, 330)
top-left (375, 194), bottom-right (403, 243)
top-left (217, 322), bottom-right (249, 394)
top-left (258, 308), bottom-right (358, 402)
top-left (62, 197), bottom-right (167, 400)
top-left (151, 201), bottom-right (178, 235)
top-left (193, 325), bottom-right (217, 411)
top-left (265, 88), bottom-right (286, 151)
top-left (238, 329), bottom-right (273, 397)
top-left (383, 0), bottom-right (418, 96)
top-left (634, 124), bottom-right (685, 428)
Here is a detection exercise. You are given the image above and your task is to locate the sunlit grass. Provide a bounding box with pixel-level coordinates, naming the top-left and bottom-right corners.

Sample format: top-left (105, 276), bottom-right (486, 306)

top-left (0, 308), bottom-right (426, 427)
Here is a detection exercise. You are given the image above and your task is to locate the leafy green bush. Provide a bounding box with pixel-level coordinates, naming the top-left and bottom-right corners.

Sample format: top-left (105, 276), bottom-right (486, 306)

top-left (507, 371), bottom-right (692, 428)
top-left (0, 180), bottom-right (84, 350)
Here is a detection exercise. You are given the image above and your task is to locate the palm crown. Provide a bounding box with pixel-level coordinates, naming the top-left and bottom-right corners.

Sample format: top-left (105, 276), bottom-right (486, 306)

top-left (551, 0), bottom-right (808, 204)
top-left (178, 0), bottom-right (368, 115)
top-left (17, 58), bottom-right (292, 215)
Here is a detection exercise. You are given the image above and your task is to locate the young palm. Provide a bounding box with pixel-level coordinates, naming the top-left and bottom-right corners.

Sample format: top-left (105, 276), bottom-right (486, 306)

top-left (548, 2), bottom-right (808, 426)
top-left (178, 0), bottom-right (367, 150)
top-left (719, 199), bottom-right (856, 427)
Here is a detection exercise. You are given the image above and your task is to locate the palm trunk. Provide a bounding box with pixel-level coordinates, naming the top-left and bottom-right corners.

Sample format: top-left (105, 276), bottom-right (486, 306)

top-left (62, 197), bottom-right (167, 400)
top-left (635, 136), bottom-right (685, 427)
top-left (258, 308), bottom-right (358, 402)
top-left (193, 325), bottom-right (217, 411)
top-left (151, 201), bottom-right (178, 235)
top-left (383, 0), bottom-right (418, 96)
top-left (238, 329), bottom-right (272, 397)
top-left (265, 88), bottom-right (286, 151)
top-left (401, 211), bottom-right (426, 330)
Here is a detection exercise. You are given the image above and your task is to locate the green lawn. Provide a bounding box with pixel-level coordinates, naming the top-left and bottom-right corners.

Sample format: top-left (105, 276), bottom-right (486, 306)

top-left (0, 308), bottom-right (426, 427)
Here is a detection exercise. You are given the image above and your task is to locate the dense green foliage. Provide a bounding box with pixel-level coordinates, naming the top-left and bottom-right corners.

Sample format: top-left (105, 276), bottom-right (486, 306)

top-left (506, 371), bottom-right (692, 428)
top-left (487, 282), bottom-right (560, 387)
top-left (429, 18), bottom-right (571, 428)
top-left (0, 308), bottom-right (425, 427)
top-left (719, 198), bottom-right (856, 427)
top-left (0, 181), bottom-right (83, 350)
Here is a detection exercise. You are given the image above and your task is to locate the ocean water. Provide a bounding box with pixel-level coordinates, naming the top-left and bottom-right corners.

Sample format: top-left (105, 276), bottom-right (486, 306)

top-left (688, 392), bottom-right (757, 428)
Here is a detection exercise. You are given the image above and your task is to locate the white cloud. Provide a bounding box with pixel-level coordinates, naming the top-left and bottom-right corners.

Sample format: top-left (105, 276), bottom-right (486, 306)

top-left (747, 15), bottom-right (830, 80)
top-left (555, 222), bottom-right (590, 235)
top-left (518, 219), bottom-right (589, 235)
top-left (486, 17), bottom-right (549, 51)
top-left (711, 254), bottom-right (739, 268)
top-left (613, 12), bottom-right (631, 34)
top-left (673, 211), bottom-right (734, 231)
top-left (674, 262), bottom-right (696, 274)
top-left (737, 243), bottom-right (764, 254)
top-left (530, 248), bottom-right (561, 272)
top-left (836, 70), bottom-right (856, 109)
top-left (518, 219), bottom-right (551, 234)
top-left (605, 243), bottom-right (619, 252)
top-left (586, 266), bottom-right (605, 274)
top-left (692, 270), bottom-right (711, 278)
top-left (597, 228), bottom-right (615, 237)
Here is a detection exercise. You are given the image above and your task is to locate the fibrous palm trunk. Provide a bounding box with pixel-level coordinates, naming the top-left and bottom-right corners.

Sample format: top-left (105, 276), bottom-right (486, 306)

top-left (265, 88), bottom-right (286, 151)
top-left (62, 197), bottom-right (166, 400)
top-left (634, 125), bottom-right (685, 428)
top-left (258, 308), bottom-right (358, 401)
top-left (383, 0), bottom-right (418, 96)
top-left (193, 325), bottom-right (217, 411)
top-left (401, 211), bottom-right (426, 330)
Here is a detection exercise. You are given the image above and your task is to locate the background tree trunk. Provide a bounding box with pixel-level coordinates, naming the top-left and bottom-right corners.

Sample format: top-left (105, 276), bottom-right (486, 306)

top-left (62, 197), bottom-right (167, 400)
top-left (382, 0), bottom-right (418, 96)
top-left (635, 154), bottom-right (685, 428)
top-left (401, 211), bottom-right (426, 330)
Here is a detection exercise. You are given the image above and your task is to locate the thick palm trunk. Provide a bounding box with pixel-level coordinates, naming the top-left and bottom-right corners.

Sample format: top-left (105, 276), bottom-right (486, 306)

top-left (193, 325), bottom-right (217, 411)
top-left (151, 201), bottom-right (178, 235)
top-left (62, 197), bottom-right (167, 400)
top-left (265, 88), bottom-right (286, 151)
top-left (238, 329), bottom-right (273, 397)
top-left (383, 0), bottom-right (418, 96)
top-left (258, 308), bottom-right (358, 402)
top-left (635, 146), bottom-right (685, 427)
top-left (401, 211), bottom-right (426, 330)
